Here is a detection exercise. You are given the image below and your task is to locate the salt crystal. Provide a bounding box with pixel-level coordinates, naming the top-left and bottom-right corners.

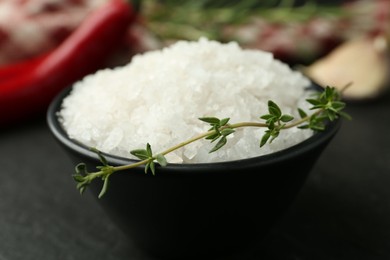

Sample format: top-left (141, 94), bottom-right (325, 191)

top-left (58, 38), bottom-right (313, 163)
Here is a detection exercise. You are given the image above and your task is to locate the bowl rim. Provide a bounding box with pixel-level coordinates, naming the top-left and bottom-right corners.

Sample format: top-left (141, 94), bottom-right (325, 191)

top-left (47, 86), bottom-right (341, 170)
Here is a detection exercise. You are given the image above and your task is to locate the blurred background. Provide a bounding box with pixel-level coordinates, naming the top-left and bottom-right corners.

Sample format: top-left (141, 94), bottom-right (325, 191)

top-left (1, 0), bottom-right (388, 66)
top-left (1, 0), bottom-right (388, 105)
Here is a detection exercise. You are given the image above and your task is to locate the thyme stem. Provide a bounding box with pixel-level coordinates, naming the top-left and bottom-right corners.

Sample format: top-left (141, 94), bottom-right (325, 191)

top-left (160, 122), bottom-right (268, 156)
top-left (109, 123), bottom-right (267, 173)
top-left (283, 109), bottom-right (322, 129)
top-left (108, 121), bottom-right (297, 173)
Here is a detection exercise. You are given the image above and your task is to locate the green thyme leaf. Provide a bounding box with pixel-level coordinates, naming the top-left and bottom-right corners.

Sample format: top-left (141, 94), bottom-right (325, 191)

top-left (72, 174), bottom-right (85, 183)
top-left (98, 175), bottom-right (110, 199)
top-left (324, 85), bottom-right (333, 100)
top-left (130, 149), bottom-right (149, 160)
top-left (339, 111), bottom-right (352, 120)
top-left (298, 108), bottom-right (307, 118)
top-left (280, 114), bottom-right (294, 122)
top-left (145, 161), bottom-right (150, 174)
top-left (199, 117), bottom-right (220, 124)
top-left (306, 98), bottom-right (322, 107)
top-left (268, 100), bottom-right (282, 117)
top-left (260, 114), bottom-right (274, 120)
top-left (205, 132), bottom-right (220, 140)
top-left (146, 143), bottom-right (153, 157)
top-left (149, 161), bottom-right (156, 175)
top-left (78, 185), bottom-right (87, 195)
top-left (260, 131), bottom-right (271, 147)
top-left (326, 110), bottom-right (337, 121)
top-left (269, 128), bottom-right (280, 143)
top-left (220, 128), bottom-right (235, 136)
top-left (331, 101), bottom-right (346, 111)
top-left (156, 154), bottom-right (168, 167)
top-left (209, 136), bottom-right (227, 153)
top-left (219, 118), bottom-right (230, 126)
top-left (94, 148), bottom-right (108, 166)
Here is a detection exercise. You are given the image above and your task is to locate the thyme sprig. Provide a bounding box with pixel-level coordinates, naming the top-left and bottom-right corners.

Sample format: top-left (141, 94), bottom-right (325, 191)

top-left (72, 86), bottom-right (350, 198)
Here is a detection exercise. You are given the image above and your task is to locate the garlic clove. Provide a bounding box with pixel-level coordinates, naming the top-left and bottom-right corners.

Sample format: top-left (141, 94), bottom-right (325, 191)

top-left (304, 35), bottom-right (390, 100)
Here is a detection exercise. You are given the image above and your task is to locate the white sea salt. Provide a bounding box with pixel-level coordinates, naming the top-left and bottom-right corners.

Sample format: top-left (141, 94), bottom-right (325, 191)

top-left (59, 38), bottom-right (314, 163)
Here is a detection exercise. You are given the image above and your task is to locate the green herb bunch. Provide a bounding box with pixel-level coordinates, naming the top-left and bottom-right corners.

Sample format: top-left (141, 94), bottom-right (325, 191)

top-left (73, 86), bottom-right (350, 198)
top-left (142, 0), bottom-right (345, 43)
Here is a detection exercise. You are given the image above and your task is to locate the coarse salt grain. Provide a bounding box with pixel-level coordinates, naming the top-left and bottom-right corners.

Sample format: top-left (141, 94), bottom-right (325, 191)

top-left (59, 38), bottom-right (313, 163)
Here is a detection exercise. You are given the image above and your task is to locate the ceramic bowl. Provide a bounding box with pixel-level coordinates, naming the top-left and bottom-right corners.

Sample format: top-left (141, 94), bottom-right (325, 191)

top-left (47, 86), bottom-right (341, 259)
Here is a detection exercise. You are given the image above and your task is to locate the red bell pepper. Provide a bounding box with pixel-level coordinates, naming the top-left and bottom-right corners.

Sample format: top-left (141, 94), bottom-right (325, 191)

top-left (0, 0), bottom-right (135, 127)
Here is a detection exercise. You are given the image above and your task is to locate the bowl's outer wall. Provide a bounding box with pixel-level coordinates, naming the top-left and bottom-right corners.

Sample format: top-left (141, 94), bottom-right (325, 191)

top-left (47, 86), bottom-right (340, 259)
top-left (64, 138), bottom-right (330, 258)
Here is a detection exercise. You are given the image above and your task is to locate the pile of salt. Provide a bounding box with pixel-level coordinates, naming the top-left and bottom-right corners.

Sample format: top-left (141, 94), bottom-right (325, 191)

top-left (59, 38), bottom-right (313, 163)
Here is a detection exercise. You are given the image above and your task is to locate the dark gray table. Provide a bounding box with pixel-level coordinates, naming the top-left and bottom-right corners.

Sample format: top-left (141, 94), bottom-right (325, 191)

top-left (1, 89), bottom-right (390, 260)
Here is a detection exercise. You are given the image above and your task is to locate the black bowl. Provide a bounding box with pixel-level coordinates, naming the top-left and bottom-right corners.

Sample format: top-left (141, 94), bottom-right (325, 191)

top-left (47, 86), bottom-right (341, 259)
